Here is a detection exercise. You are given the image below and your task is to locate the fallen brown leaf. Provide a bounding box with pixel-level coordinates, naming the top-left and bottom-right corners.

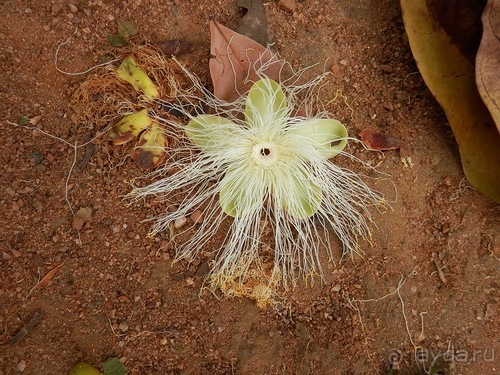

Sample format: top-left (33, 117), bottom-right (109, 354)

top-left (209, 21), bottom-right (282, 103)
top-left (360, 128), bottom-right (409, 153)
top-left (29, 115), bottom-right (43, 125)
top-left (37, 262), bottom-right (65, 289)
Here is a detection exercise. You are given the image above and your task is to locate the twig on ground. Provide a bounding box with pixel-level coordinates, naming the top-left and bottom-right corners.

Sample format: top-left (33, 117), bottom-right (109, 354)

top-left (8, 309), bottom-right (42, 345)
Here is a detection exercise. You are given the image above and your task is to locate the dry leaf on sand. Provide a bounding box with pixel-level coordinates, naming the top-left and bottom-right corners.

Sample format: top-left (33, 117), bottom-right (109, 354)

top-left (209, 20), bottom-right (282, 103)
top-left (360, 128), bottom-right (410, 155)
top-left (37, 262), bottom-right (65, 289)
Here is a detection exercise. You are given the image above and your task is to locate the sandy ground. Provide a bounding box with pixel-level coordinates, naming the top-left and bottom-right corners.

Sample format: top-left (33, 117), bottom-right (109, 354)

top-left (0, 0), bottom-right (498, 374)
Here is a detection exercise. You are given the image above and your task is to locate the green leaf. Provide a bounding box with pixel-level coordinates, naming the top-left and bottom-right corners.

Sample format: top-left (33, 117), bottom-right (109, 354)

top-left (18, 116), bottom-right (28, 126)
top-left (245, 79), bottom-right (287, 130)
top-left (101, 357), bottom-right (127, 375)
top-left (116, 19), bottom-right (138, 38)
top-left (107, 34), bottom-right (128, 47)
top-left (288, 118), bottom-right (348, 158)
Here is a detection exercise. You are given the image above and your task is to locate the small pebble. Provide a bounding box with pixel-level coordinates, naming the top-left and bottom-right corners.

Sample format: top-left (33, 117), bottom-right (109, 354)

top-left (119, 321), bottom-right (129, 332)
top-left (167, 205), bottom-right (178, 212)
top-left (72, 216), bottom-right (84, 231)
top-left (51, 3), bottom-right (62, 14)
top-left (17, 360), bottom-right (27, 372)
top-left (194, 262), bottom-right (209, 279)
top-left (160, 338), bottom-right (168, 345)
top-left (4, 187), bottom-right (15, 197)
top-left (75, 207), bottom-right (92, 223)
top-left (279, 0), bottom-right (297, 12)
top-left (68, 4), bottom-right (78, 12)
top-left (174, 216), bottom-right (187, 229)
top-left (12, 201), bottom-right (20, 211)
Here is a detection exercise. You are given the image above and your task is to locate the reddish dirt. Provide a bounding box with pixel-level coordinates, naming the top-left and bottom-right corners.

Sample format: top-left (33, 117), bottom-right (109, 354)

top-left (1, 0), bottom-right (498, 374)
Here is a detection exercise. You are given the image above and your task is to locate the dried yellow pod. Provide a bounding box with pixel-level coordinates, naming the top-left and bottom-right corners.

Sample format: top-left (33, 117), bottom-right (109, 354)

top-left (108, 109), bottom-right (152, 145)
top-left (116, 56), bottom-right (160, 99)
top-left (132, 122), bottom-right (168, 169)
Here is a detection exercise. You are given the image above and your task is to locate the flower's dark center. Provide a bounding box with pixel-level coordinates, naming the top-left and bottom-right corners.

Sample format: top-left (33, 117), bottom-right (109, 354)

top-left (260, 148), bottom-right (271, 157)
top-left (252, 142), bottom-right (278, 167)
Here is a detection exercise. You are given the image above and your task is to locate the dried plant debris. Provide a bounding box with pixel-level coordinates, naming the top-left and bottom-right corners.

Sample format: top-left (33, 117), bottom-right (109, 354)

top-left (72, 44), bottom-right (191, 169)
top-left (476, 0), bottom-right (500, 130)
top-left (9, 310), bottom-right (42, 345)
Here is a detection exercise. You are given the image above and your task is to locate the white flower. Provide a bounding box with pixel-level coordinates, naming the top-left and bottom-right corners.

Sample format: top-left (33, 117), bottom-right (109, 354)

top-left (186, 78), bottom-right (348, 219)
top-left (130, 76), bottom-right (385, 291)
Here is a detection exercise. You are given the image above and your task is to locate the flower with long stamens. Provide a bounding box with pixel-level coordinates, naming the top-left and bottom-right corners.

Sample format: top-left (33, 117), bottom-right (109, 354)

top-left (130, 75), bottom-right (385, 295)
top-left (186, 78), bottom-right (348, 219)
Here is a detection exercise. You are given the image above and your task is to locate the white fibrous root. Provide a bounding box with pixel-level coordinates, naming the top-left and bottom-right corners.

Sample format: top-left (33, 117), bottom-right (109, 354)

top-left (128, 58), bottom-right (387, 299)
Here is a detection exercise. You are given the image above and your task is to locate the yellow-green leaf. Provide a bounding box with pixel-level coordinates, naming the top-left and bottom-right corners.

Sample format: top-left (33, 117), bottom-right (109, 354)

top-left (116, 57), bottom-right (160, 99)
top-left (131, 122), bottom-right (168, 169)
top-left (108, 109), bottom-right (152, 145)
top-left (245, 79), bottom-right (287, 130)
